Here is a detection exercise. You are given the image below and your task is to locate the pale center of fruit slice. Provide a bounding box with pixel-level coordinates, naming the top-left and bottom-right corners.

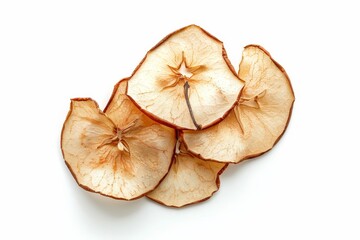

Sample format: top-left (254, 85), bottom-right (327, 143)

top-left (117, 141), bottom-right (129, 152)
top-left (116, 129), bottom-right (130, 152)
top-left (178, 61), bottom-right (193, 79)
top-left (114, 119), bottom-right (137, 152)
top-left (166, 56), bottom-right (203, 130)
top-left (178, 59), bottom-right (201, 130)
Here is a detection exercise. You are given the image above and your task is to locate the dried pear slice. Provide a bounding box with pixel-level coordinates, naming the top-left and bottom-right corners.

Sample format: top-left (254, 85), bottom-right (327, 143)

top-left (183, 45), bottom-right (295, 163)
top-left (61, 80), bottom-right (176, 200)
top-left (127, 25), bottom-right (243, 130)
top-left (147, 137), bottom-right (227, 207)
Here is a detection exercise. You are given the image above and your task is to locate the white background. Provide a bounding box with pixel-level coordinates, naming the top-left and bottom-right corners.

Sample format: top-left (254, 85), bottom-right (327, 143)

top-left (1, 0), bottom-right (359, 239)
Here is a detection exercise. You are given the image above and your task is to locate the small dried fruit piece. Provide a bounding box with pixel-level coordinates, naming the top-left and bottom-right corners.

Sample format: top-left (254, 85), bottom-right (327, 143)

top-left (183, 45), bottom-right (295, 163)
top-left (147, 136), bottom-right (227, 207)
top-left (61, 80), bottom-right (176, 200)
top-left (127, 25), bottom-right (243, 130)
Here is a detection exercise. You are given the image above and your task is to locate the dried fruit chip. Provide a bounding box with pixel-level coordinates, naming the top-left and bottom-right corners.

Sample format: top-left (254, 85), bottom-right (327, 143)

top-left (147, 137), bottom-right (227, 207)
top-left (183, 45), bottom-right (295, 163)
top-left (127, 25), bottom-right (243, 130)
top-left (61, 80), bottom-right (176, 200)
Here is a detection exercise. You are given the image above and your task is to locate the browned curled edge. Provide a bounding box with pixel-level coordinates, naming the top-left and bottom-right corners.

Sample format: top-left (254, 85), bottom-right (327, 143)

top-left (60, 96), bottom-right (177, 201)
top-left (146, 162), bottom-right (229, 208)
top-left (243, 44), bottom-right (295, 97)
top-left (60, 98), bottom-right (104, 159)
top-left (103, 77), bottom-right (130, 113)
top-left (181, 44), bottom-right (295, 164)
top-left (125, 24), bottom-right (244, 131)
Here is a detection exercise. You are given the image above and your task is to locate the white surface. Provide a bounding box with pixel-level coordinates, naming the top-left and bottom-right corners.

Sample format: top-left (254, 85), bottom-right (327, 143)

top-left (1, 1), bottom-right (359, 239)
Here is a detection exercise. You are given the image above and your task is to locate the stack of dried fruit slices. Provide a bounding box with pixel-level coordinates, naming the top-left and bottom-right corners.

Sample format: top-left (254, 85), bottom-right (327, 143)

top-left (61, 25), bottom-right (295, 208)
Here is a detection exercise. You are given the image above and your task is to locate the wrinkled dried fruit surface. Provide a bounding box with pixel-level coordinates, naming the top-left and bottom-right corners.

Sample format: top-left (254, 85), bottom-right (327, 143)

top-left (127, 25), bottom-right (243, 130)
top-left (147, 139), bottom-right (226, 207)
top-left (61, 80), bottom-right (176, 200)
top-left (183, 45), bottom-right (295, 163)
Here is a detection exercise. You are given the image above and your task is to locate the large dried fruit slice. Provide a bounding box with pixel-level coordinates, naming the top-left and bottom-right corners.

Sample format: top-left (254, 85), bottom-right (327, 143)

top-left (147, 137), bottom-right (227, 207)
top-left (61, 80), bottom-right (176, 200)
top-left (127, 25), bottom-right (243, 130)
top-left (183, 45), bottom-right (295, 163)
